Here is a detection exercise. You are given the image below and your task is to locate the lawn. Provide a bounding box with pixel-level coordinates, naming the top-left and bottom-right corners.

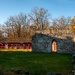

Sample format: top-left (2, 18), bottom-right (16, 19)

top-left (0, 51), bottom-right (73, 75)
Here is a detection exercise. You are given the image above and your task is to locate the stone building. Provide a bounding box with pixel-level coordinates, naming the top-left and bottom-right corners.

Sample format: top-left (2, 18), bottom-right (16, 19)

top-left (32, 33), bottom-right (75, 54)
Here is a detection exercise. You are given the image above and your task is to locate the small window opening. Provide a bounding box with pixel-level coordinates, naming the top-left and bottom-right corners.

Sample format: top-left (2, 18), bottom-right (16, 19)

top-left (52, 40), bottom-right (57, 52)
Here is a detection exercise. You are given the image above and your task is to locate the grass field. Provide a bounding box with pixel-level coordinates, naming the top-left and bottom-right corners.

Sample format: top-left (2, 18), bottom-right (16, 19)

top-left (0, 51), bottom-right (73, 75)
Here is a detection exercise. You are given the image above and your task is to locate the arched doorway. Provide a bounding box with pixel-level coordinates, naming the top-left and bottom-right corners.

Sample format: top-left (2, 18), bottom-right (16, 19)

top-left (52, 40), bottom-right (57, 52)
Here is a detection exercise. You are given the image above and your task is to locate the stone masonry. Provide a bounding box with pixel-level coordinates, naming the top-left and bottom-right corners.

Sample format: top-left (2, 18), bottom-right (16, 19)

top-left (32, 33), bottom-right (75, 54)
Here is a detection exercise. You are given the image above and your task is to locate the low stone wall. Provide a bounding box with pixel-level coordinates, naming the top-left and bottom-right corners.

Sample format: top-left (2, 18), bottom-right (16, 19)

top-left (0, 67), bottom-right (29, 75)
top-left (46, 72), bottom-right (72, 75)
top-left (72, 54), bottom-right (75, 75)
top-left (32, 33), bottom-right (75, 54)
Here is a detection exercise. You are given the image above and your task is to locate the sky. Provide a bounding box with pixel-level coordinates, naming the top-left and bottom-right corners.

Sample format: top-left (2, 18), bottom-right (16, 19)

top-left (0, 0), bottom-right (75, 24)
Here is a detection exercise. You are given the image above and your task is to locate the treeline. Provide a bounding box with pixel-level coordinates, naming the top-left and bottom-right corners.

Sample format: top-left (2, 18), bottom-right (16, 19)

top-left (0, 7), bottom-right (75, 41)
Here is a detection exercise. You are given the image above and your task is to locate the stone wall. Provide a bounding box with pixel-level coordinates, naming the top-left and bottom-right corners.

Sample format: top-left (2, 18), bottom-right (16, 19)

top-left (31, 33), bottom-right (75, 54)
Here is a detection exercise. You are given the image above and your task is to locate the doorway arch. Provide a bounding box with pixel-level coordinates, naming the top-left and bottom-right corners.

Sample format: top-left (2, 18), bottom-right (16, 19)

top-left (52, 40), bottom-right (57, 52)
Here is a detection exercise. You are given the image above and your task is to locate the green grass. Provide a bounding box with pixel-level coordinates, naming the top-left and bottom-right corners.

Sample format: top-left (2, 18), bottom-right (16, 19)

top-left (0, 51), bottom-right (73, 75)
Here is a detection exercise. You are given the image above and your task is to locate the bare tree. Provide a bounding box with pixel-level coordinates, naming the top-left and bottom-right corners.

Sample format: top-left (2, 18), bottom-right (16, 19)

top-left (0, 24), bottom-right (4, 38)
top-left (52, 16), bottom-right (71, 36)
top-left (4, 13), bottom-right (28, 38)
top-left (29, 7), bottom-right (51, 30)
top-left (52, 16), bottom-right (70, 27)
top-left (0, 30), bottom-right (2, 38)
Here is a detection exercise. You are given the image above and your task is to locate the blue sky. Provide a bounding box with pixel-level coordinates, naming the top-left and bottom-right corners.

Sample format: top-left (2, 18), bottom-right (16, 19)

top-left (0, 0), bottom-right (75, 24)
